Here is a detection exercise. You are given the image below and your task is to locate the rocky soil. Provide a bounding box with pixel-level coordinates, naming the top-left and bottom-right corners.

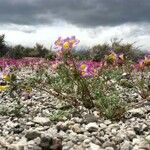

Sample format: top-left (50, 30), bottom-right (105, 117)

top-left (0, 69), bottom-right (150, 150)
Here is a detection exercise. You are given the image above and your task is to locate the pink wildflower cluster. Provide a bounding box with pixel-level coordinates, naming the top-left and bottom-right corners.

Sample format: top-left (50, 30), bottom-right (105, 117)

top-left (133, 55), bottom-right (150, 70)
top-left (54, 36), bottom-right (80, 60)
top-left (54, 36), bottom-right (80, 52)
top-left (78, 61), bottom-right (103, 77)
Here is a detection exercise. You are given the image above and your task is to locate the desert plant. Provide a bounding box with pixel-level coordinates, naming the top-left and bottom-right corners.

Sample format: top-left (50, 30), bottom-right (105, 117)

top-left (90, 44), bottom-right (109, 61)
top-left (96, 91), bottom-right (126, 120)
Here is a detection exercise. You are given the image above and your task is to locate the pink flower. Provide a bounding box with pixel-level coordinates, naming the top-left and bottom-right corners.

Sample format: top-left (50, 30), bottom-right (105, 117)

top-left (144, 54), bottom-right (150, 66)
top-left (78, 62), bottom-right (97, 77)
top-left (132, 60), bottom-right (145, 71)
top-left (54, 36), bottom-right (80, 52)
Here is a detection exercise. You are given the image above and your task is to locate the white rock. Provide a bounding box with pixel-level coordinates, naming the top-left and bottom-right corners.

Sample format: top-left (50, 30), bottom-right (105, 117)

top-left (89, 143), bottom-right (101, 150)
top-left (132, 145), bottom-right (139, 150)
top-left (26, 122), bottom-right (34, 126)
top-left (83, 139), bottom-right (91, 144)
top-left (93, 111), bottom-right (100, 118)
top-left (111, 128), bottom-right (117, 135)
top-left (0, 137), bottom-right (10, 148)
top-left (121, 140), bottom-right (130, 150)
top-left (145, 135), bottom-right (150, 142)
top-left (33, 117), bottom-right (51, 126)
top-left (105, 147), bottom-right (114, 150)
top-left (126, 130), bottom-right (136, 140)
top-left (132, 138), bottom-right (141, 145)
top-left (85, 123), bottom-right (99, 132)
top-left (104, 120), bottom-right (112, 125)
top-left (138, 140), bottom-right (150, 149)
top-left (10, 138), bottom-right (27, 150)
top-left (127, 108), bottom-right (144, 116)
top-left (100, 123), bottom-right (107, 129)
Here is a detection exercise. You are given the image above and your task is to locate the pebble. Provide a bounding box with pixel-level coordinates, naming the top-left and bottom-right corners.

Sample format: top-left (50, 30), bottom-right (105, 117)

top-left (25, 130), bottom-right (41, 140)
top-left (89, 142), bottom-right (101, 150)
top-left (33, 117), bottom-right (51, 126)
top-left (83, 139), bottom-right (91, 144)
top-left (104, 120), bottom-right (112, 125)
top-left (120, 140), bottom-right (131, 150)
top-left (85, 123), bottom-right (99, 132)
top-left (145, 135), bottom-right (150, 142)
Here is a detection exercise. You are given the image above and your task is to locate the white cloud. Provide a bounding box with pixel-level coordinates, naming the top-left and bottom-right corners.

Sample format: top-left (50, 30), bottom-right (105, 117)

top-left (0, 22), bottom-right (150, 51)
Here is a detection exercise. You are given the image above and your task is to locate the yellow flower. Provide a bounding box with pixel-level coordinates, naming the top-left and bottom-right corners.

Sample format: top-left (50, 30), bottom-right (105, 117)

top-left (0, 85), bottom-right (9, 91)
top-left (3, 74), bottom-right (11, 81)
top-left (109, 53), bottom-right (117, 61)
top-left (63, 42), bottom-right (70, 50)
top-left (105, 52), bottom-right (117, 64)
top-left (144, 56), bottom-right (150, 65)
top-left (80, 64), bottom-right (87, 70)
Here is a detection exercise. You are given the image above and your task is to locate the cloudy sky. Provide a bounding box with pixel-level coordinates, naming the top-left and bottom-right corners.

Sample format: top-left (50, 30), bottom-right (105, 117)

top-left (0, 0), bottom-right (150, 51)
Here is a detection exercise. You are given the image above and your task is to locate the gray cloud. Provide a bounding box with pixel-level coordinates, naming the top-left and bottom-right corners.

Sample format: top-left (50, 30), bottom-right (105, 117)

top-left (0, 0), bottom-right (150, 27)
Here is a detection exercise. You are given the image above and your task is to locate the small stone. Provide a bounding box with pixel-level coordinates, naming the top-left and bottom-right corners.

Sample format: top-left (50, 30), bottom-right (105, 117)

top-left (126, 130), bottom-right (136, 140)
top-left (25, 130), bottom-right (41, 141)
top-left (56, 122), bottom-right (68, 131)
top-left (42, 109), bottom-right (50, 116)
top-left (77, 134), bottom-right (87, 142)
top-left (40, 135), bottom-right (53, 149)
top-left (26, 122), bottom-right (35, 126)
top-left (134, 125), bottom-right (143, 135)
top-left (89, 143), bottom-right (101, 150)
top-left (69, 132), bottom-right (78, 144)
top-left (117, 132), bottom-right (127, 141)
top-left (58, 130), bottom-right (67, 139)
top-left (71, 117), bottom-right (83, 123)
top-left (99, 123), bottom-right (107, 129)
top-left (93, 111), bottom-right (100, 118)
top-left (104, 120), bottom-right (112, 125)
top-left (34, 137), bottom-right (41, 145)
top-left (105, 147), bottom-right (114, 150)
top-left (71, 145), bottom-right (85, 150)
top-left (7, 136), bottom-right (15, 144)
top-left (26, 140), bottom-right (41, 150)
top-left (102, 141), bottom-right (115, 148)
top-left (63, 145), bottom-right (73, 150)
top-left (139, 140), bottom-right (150, 149)
top-left (84, 114), bottom-right (98, 123)
top-left (121, 140), bottom-right (131, 150)
top-left (142, 124), bottom-right (148, 132)
top-left (6, 121), bottom-right (18, 128)
top-left (71, 124), bottom-right (82, 133)
top-left (132, 138), bottom-right (140, 146)
top-left (132, 145), bottom-right (139, 150)
top-left (111, 128), bottom-right (117, 135)
top-left (33, 117), bottom-right (51, 126)
top-left (126, 108), bottom-right (144, 118)
top-left (13, 127), bottom-right (24, 134)
top-left (85, 123), bottom-right (99, 132)
top-left (15, 137), bottom-right (20, 141)
top-left (83, 139), bottom-right (91, 144)
top-left (50, 138), bottom-right (62, 150)
top-left (145, 135), bottom-right (150, 142)
top-left (108, 124), bottom-right (120, 130)
top-left (10, 138), bottom-right (27, 150)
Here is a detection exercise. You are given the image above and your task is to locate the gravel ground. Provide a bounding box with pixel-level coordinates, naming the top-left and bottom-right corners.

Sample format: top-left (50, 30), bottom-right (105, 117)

top-left (0, 69), bottom-right (150, 150)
